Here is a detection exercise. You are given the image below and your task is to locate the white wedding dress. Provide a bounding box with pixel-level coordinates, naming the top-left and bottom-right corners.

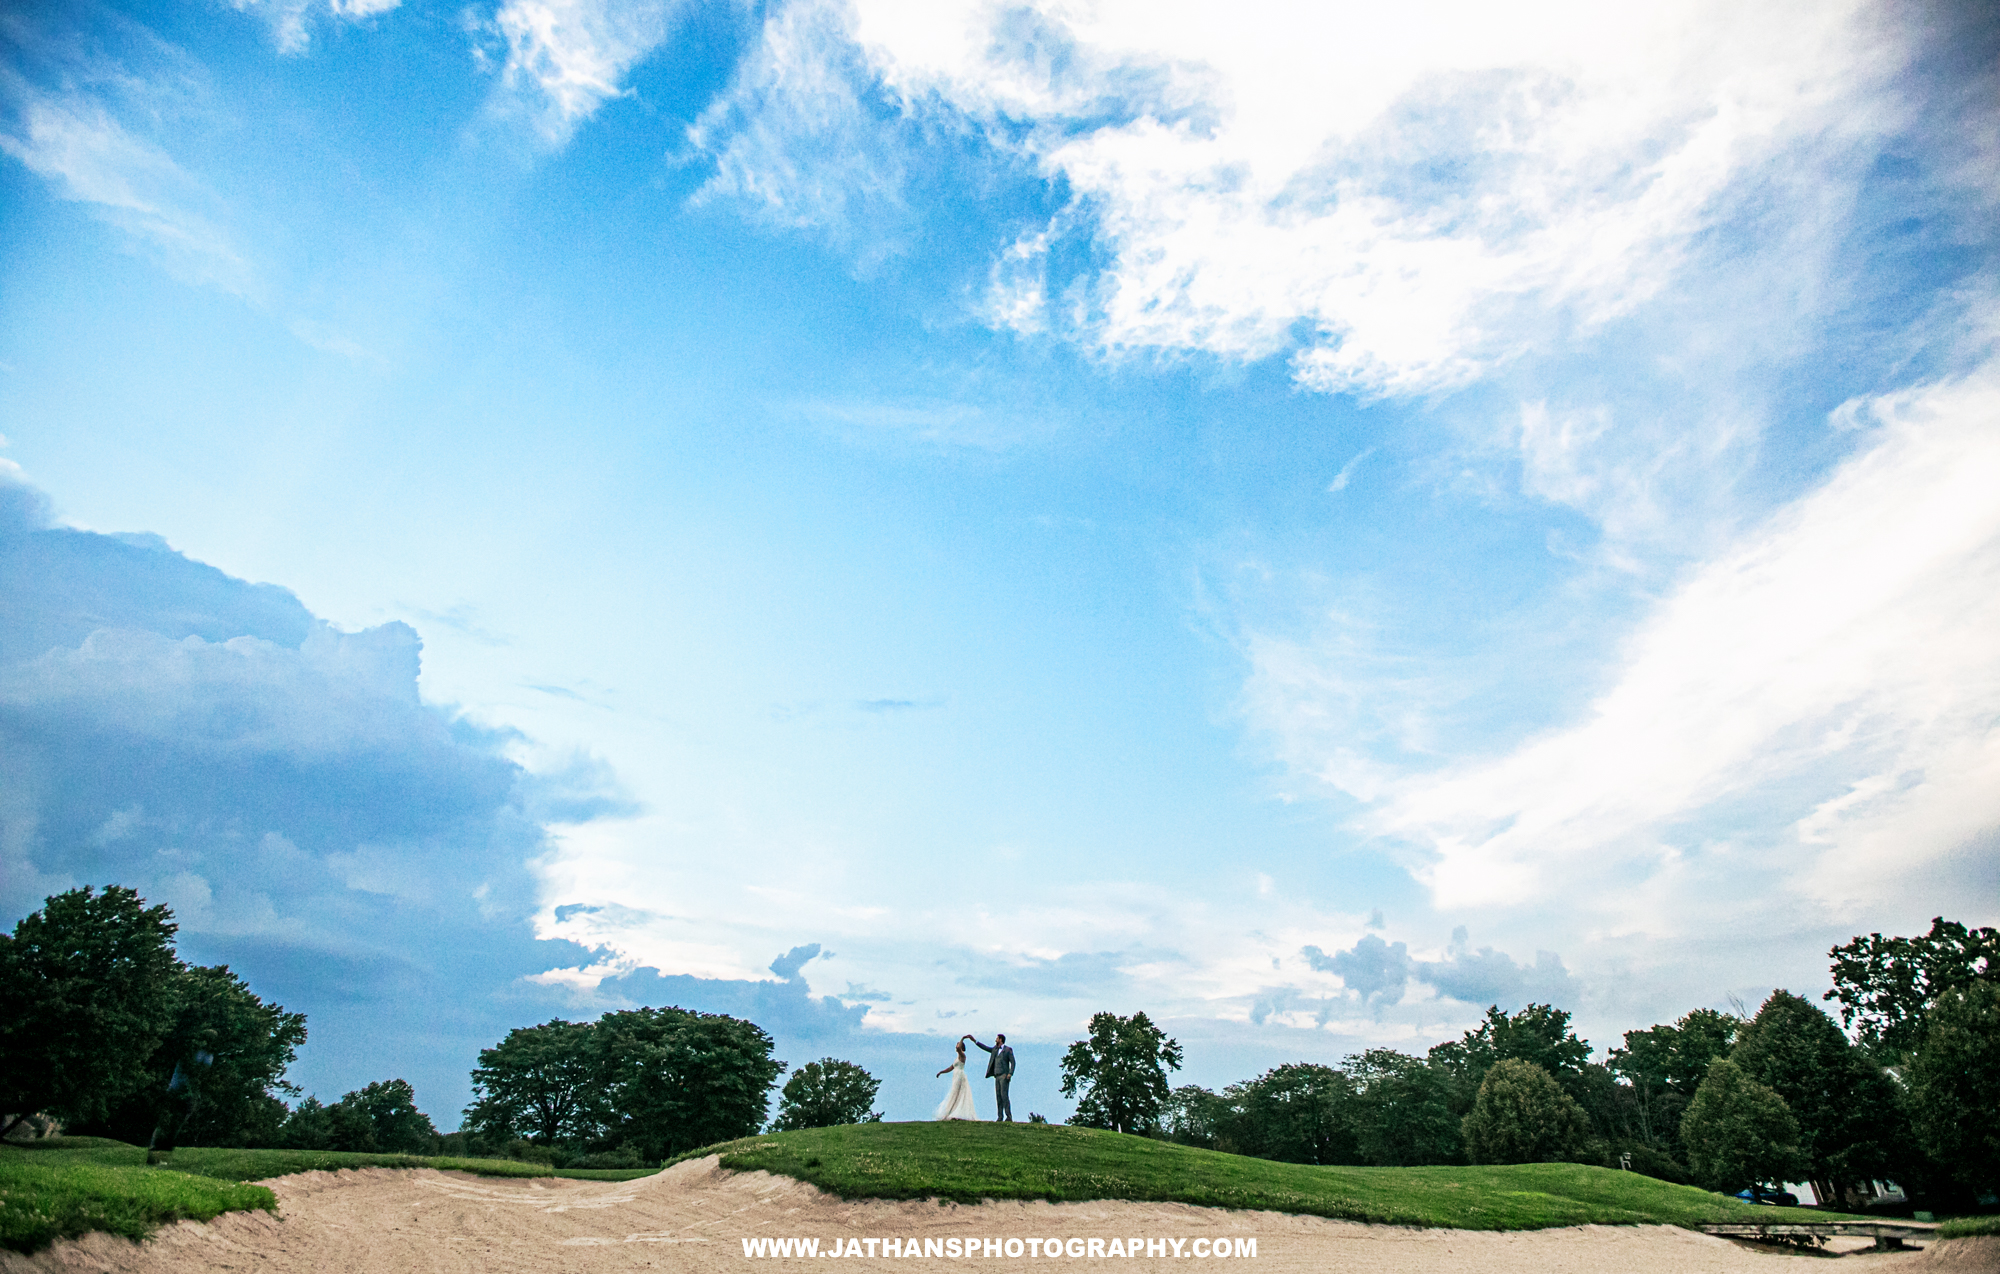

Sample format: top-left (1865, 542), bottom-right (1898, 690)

top-left (935, 1059), bottom-right (979, 1120)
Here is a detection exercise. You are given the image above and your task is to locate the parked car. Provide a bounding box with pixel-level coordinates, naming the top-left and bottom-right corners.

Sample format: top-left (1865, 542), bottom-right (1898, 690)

top-left (1734, 1187), bottom-right (1799, 1206)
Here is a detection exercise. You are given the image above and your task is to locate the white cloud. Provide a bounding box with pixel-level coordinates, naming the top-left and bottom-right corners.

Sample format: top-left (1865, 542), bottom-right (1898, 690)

top-left (487, 0), bottom-right (686, 144)
top-left (697, 0), bottom-right (1903, 396)
top-left (1270, 354), bottom-right (2000, 916)
top-left (0, 74), bottom-right (253, 297)
top-left (224, 0), bottom-right (400, 56)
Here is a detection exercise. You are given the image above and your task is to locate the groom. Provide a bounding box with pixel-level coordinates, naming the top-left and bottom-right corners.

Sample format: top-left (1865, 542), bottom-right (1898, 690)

top-left (969, 1033), bottom-right (1014, 1122)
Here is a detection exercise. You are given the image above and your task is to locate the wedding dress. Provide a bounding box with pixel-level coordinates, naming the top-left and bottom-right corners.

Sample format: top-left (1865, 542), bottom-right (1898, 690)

top-left (935, 1059), bottom-right (979, 1120)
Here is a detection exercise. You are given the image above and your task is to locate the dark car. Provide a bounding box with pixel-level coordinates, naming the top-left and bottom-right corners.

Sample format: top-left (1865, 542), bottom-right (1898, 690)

top-left (1734, 1187), bottom-right (1799, 1206)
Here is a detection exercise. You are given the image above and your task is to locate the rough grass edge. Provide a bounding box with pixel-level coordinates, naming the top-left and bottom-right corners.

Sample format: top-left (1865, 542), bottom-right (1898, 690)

top-left (1938, 1214), bottom-right (2000, 1239)
top-left (0, 1160), bottom-right (276, 1256)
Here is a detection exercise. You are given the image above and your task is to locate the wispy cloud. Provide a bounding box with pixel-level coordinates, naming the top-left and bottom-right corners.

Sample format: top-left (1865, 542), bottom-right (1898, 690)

top-left (1325, 448), bottom-right (1374, 493)
top-left (0, 71), bottom-right (253, 297)
top-left (224, 0), bottom-right (401, 56)
top-left (481, 0), bottom-right (688, 145)
top-left (1258, 352), bottom-right (2000, 920)
top-left (791, 396), bottom-right (1062, 452)
top-left (692, 0), bottom-right (1907, 397)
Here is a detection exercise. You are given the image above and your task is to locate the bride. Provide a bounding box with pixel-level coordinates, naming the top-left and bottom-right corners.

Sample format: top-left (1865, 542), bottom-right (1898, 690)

top-left (934, 1035), bottom-right (980, 1121)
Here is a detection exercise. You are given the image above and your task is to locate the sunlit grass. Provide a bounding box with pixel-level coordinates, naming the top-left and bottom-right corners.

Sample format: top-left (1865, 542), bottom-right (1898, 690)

top-left (668, 1121), bottom-right (1879, 1232)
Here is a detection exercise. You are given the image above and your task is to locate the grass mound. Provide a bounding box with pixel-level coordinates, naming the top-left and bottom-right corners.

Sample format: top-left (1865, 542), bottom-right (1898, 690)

top-left (1939, 1214), bottom-right (2000, 1239)
top-left (0, 1137), bottom-right (655, 1254)
top-left (669, 1121), bottom-right (1877, 1232)
top-left (0, 1155), bottom-right (274, 1255)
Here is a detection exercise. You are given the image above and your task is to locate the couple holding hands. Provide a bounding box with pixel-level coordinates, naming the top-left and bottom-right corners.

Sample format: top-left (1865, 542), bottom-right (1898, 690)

top-left (935, 1033), bottom-right (1013, 1122)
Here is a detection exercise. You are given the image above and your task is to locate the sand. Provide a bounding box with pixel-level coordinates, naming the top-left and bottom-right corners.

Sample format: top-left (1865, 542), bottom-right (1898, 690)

top-left (0, 1156), bottom-right (1966, 1273)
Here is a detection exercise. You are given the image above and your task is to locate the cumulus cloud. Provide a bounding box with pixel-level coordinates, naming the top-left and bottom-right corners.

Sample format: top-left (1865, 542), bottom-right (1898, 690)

top-left (0, 475), bottom-right (630, 1114)
top-left (1299, 928), bottom-right (1575, 1011)
top-left (692, 0), bottom-right (1905, 396)
top-left (1302, 934), bottom-right (1411, 1006)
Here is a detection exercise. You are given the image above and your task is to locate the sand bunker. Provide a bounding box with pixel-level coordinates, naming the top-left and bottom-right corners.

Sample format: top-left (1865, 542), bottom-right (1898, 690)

top-left (0, 1156), bottom-right (1955, 1273)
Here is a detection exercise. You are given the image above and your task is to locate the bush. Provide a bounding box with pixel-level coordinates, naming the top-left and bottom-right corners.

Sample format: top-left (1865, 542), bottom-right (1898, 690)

top-left (1680, 1058), bottom-right (1807, 1193)
top-left (1614, 1142), bottom-right (1690, 1184)
top-left (1461, 1059), bottom-right (1592, 1165)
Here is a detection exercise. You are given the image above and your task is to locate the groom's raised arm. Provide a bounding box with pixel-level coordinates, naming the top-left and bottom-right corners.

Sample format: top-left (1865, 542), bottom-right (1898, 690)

top-left (968, 1037), bottom-right (995, 1053)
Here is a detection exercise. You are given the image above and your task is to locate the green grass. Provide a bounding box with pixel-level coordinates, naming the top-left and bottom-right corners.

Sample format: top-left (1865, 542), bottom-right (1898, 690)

top-left (0, 1152), bottom-right (275, 1255)
top-left (666, 1122), bottom-right (1881, 1232)
top-left (0, 1137), bottom-right (655, 1254)
top-left (1939, 1214), bottom-right (2000, 1239)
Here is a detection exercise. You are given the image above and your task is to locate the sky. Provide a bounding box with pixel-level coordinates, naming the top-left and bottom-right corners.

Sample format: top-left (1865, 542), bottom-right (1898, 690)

top-left (2, 0), bottom-right (1997, 1128)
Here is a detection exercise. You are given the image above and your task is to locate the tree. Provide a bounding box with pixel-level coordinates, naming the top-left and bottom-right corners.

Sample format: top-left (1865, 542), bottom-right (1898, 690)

top-left (326, 1080), bottom-right (438, 1153)
top-left (771, 1059), bottom-right (882, 1131)
top-left (464, 1020), bottom-right (607, 1147)
top-left (1826, 917), bottom-right (1999, 1057)
top-left (278, 1096), bottom-right (335, 1149)
top-left (1347, 1049), bottom-right (1466, 1166)
top-left (1731, 991), bottom-right (1903, 1189)
top-left (92, 963), bottom-right (307, 1149)
top-left (1221, 1064), bottom-right (1361, 1165)
top-left (1610, 1008), bottom-right (1739, 1156)
top-left (1157, 1084), bottom-right (1228, 1150)
top-left (0, 886), bottom-right (183, 1138)
top-left (1680, 1058), bottom-right (1807, 1193)
top-left (1448, 1004), bottom-right (1594, 1081)
top-left (596, 1007), bottom-right (784, 1162)
top-left (1904, 980), bottom-right (2000, 1192)
top-left (1459, 1059), bottom-right (1592, 1165)
top-left (1060, 1011), bottom-right (1183, 1135)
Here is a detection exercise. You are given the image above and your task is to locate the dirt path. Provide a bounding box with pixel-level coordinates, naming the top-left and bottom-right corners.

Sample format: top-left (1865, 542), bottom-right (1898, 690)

top-left (1, 1156), bottom-right (1944, 1273)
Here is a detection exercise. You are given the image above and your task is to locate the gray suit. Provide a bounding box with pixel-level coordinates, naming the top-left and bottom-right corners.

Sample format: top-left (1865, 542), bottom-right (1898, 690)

top-left (972, 1038), bottom-right (1014, 1121)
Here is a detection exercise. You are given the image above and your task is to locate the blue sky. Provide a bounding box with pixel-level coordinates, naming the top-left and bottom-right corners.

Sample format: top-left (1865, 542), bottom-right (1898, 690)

top-left (3, 0), bottom-right (1996, 1126)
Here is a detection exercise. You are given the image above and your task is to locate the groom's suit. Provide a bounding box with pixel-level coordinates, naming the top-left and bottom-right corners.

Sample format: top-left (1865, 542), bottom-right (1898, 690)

top-left (972, 1039), bottom-right (1015, 1122)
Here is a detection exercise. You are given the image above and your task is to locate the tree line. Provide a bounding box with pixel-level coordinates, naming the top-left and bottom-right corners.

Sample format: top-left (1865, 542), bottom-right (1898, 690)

top-left (0, 885), bottom-right (866, 1164)
top-left (1058, 919), bottom-right (1997, 1212)
top-left (4, 885), bottom-right (1993, 1212)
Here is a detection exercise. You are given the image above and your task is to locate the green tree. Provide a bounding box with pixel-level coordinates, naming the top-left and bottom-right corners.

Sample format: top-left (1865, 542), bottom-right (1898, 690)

top-left (1731, 991), bottom-right (1903, 1189)
top-left (596, 1007), bottom-right (784, 1162)
top-left (1459, 1058), bottom-right (1593, 1165)
top-left (326, 1079), bottom-right (438, 1153)
top-left (771, 1059), bottom-right (882, 1130)
top-left (1680, 1058), bottom-right (1807, 1193)
top-left (1220, 1064), bottom-right (1361, 1165)
top-left (1157, 1084), bottom-right (1228, 1150)
top-left (1060, 1010), bottom-right (1183, 1135)
top-left (95, 964), bottom-right (308, 1149)
top-left (1346, 1048), bottom-right (1466, 1166)
top-left (464, 1019), bottom-right (607, 1147)
top-left (1610, 1008), bottom-right (1739, 1157)
top-left (277, 1096), bottom-right (335, 1150)
top-left (1826, 917), bottom-right (1999, 1057)
top-left (0, 886), bottom-right (183, 1138)
top-left (1438, 1004), bottom-right (1593, 1083)
top-left (1904, 980), bottom-right (2000, 1192)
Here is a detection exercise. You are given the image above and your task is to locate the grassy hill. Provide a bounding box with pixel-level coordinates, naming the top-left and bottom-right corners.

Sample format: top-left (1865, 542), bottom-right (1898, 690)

top-left (5, 1123), bottom-right (1889, 1256)
top-left (667, 1121), bottom-right (1876, 1232)
top-left (0, 1136), bottom-right (653, 1254)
